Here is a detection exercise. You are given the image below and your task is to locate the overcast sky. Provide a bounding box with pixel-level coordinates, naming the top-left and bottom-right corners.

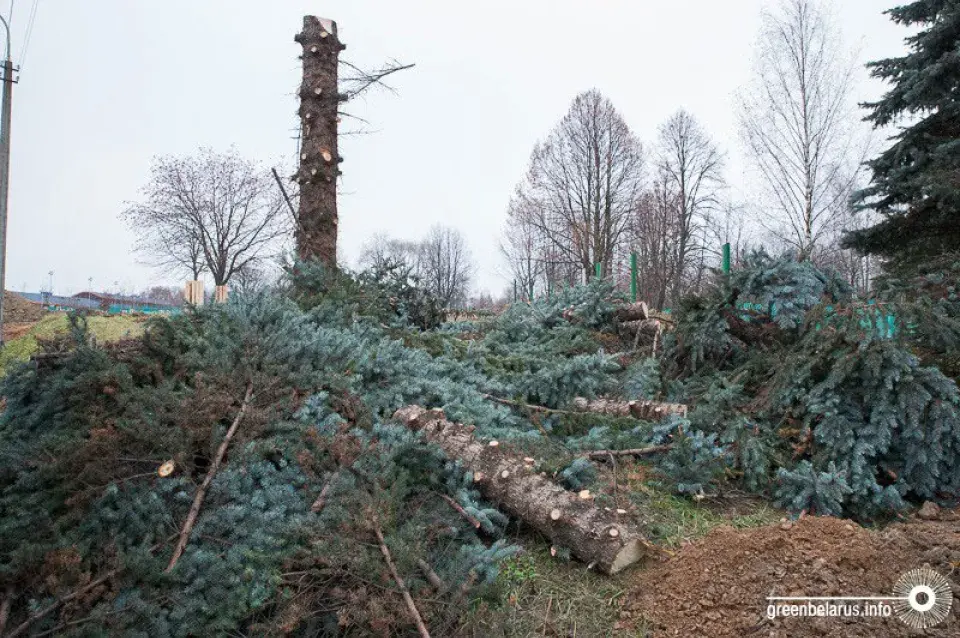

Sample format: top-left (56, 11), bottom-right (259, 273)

top-left (5, 1), bottom-right (908, 297)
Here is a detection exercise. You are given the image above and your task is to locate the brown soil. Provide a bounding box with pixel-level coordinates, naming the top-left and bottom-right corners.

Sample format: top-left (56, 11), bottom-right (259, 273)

top-left (3, 321), bottom-right (37, 341)
top-left (3, 291), bottom-right (46, 323)
top-left (620, 513), bottom-right (960, 637)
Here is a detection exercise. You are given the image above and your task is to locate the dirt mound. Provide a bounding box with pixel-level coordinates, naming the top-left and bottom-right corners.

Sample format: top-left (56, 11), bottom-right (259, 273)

top-left (620, 514), bottom-right (960, 637)
top-left (3, 291), bottom-right (46, 323)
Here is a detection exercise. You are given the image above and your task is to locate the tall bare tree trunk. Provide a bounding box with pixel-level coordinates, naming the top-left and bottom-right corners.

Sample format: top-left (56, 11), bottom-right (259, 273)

top-left (295, 16), bottom-right (344, 268)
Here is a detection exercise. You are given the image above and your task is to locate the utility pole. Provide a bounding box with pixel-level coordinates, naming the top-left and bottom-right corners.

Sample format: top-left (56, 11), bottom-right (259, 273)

top-left (0, 16), bottom-right (15, 347)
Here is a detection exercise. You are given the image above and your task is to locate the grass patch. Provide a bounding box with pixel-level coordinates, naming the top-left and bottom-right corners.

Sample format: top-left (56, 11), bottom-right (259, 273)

top-left (0, 314), bottom-right (145, 376)
top-left (627, 470), bottom-right (782, 547)
top-left (461, 541), bottom-right (651, 637)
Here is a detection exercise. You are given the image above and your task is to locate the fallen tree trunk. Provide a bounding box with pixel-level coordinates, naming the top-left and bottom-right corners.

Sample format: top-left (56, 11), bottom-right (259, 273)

top-left (615, 302), bottom-right (649, 322)
top-left (394, 405), bottom-right (653, 574)
top-left (618, 318), bottom-right (662, 337)
top-left (572, 397), bottom-right (688, 419)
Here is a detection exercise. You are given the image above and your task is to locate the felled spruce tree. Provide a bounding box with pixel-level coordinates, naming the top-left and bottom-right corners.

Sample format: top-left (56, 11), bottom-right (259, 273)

top-left (663, 251), bottom-right (960, 518)
top-left (0, 282), bottom-right (525, 636)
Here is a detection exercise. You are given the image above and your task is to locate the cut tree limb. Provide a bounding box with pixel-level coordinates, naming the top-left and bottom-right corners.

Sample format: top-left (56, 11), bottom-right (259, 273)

top-left (373, 516), bottom-right (432, 638)
top-left (482, 394), bottom-right (560, 414)
top-left (5, 535), bottom-right (175, 638)
top-left (310, 470), bottom-right (340, 513)
top-left (394, 406), bottom-right (655, 574)
top-left (417, 559), bottom-right (447, 593)
top-left (0, 586), bottom-right (12, 637)
top-left (439, 493), bottom-right (482, 529)
top-left (572, 397), bottom-right (688, 420)
top-left (4, 570), bottom-right (119, 638)
top-left (483, 393), bottom-right (687, 421)
top-left (166, 382), bottom-right (254, 572)
top-left (582, 445), bottom-right (672, 461)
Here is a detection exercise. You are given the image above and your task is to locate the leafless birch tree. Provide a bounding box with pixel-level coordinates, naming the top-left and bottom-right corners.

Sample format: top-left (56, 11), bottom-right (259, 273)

top-left (124, 149), bottom-right (290, 287)
top-left (738, 0), bottom-right (862, 261)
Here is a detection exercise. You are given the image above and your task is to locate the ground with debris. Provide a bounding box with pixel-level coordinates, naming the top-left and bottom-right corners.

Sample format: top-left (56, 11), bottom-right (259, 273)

top-left (0, 313), bottom-right (146, 375)
top-left (2, 291), bottom-right (46, 324)
top-left (620, 512), bottom-right (960, 637)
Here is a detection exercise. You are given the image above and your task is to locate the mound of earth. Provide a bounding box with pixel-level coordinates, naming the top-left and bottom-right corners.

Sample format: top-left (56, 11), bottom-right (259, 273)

top-left (620, 514), bottom-right (960, 637)
top-left (3, 291), bottom-right (46, 323)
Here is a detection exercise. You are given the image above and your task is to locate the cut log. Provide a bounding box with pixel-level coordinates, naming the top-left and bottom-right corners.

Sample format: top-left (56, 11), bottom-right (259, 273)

top-left (571, 397), bottom-right (688, 419)
top-left (619, 318), bottom-right (662, 336)
top-left (615, 302), bottom-right (649, 322)
top-left (394, 405), bottom-right (653, 574)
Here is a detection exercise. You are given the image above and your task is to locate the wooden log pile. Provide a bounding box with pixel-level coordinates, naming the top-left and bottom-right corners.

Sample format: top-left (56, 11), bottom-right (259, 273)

top-left (394, 405), bottom-right (653, 574)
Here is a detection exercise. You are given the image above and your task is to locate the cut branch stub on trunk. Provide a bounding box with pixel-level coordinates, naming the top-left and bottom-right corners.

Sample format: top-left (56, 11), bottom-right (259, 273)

top-left (394, 405), bottom-right (653, 574)
top-left (572, 397), bottom-right (688, 420)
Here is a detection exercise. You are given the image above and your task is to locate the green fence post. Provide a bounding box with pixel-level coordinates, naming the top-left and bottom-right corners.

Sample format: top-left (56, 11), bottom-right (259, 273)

top-left (595, 262), bottom-right (602, 280)
top-left (630, 252), bottom-right (638, 302)
top-left (722, 243), bottom-right (731, 275)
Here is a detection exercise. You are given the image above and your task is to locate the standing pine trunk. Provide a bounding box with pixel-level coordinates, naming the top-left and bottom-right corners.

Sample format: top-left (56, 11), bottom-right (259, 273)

top-left (295, 16), bottom-right (344, 268)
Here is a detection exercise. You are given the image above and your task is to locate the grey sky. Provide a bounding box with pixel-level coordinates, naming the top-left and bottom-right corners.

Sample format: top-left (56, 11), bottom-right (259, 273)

top-left (6, 1), bottom-right (907, 297)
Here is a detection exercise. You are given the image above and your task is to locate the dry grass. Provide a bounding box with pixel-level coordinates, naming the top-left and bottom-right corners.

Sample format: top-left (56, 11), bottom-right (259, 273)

top-left (0, 314), bottom-right (146, 376)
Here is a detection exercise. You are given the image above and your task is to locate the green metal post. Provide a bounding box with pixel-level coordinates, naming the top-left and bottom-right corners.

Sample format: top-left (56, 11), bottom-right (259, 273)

top-left (722, 243), bottom-right (731, 275)
top-left (595, 262), bottom-right (602, 280)
top-left (630, 251), bottom-right (638, 302)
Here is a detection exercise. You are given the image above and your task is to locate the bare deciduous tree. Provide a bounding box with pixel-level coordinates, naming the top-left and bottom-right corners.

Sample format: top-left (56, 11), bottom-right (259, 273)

top-left (509, 90), bottom-right (645, 283)
top-left (419, 225), bottom-right (473, 308)
top-left (656, 110), bottom-right (725, 300)
top-left (124, 149), bottom-right (290, 287)
top-left (358, 232), bottom-right (422, 273)
top-left (629, 172), bottom-right (681, 308)
top-left (738, 0), bottom-right (862, 261)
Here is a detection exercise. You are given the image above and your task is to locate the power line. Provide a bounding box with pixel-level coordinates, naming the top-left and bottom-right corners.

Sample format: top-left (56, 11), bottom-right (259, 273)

top-left (18, 0), bottom-right (36, 70)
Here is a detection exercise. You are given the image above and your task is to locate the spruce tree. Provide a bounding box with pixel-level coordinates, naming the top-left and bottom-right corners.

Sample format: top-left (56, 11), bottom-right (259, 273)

top-left (846, 1), bottom-right (960, 267)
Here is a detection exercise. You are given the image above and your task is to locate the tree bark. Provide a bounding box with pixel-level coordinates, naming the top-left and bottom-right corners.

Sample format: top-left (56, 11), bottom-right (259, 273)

top-left (572, 397), bottom-right (688, 419)
top-left (295, 16), bottom-right (343, 268)
top-left (615, 302), bottom-right (649, 322)
top-left (394, 406), bottom-right (653, 574)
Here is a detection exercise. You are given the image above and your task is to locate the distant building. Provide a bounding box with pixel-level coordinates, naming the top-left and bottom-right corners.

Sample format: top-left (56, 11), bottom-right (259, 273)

top-left (13, 291), bottom-right (179, 314)
top-left (71, 291), bottom-right (179, 314)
